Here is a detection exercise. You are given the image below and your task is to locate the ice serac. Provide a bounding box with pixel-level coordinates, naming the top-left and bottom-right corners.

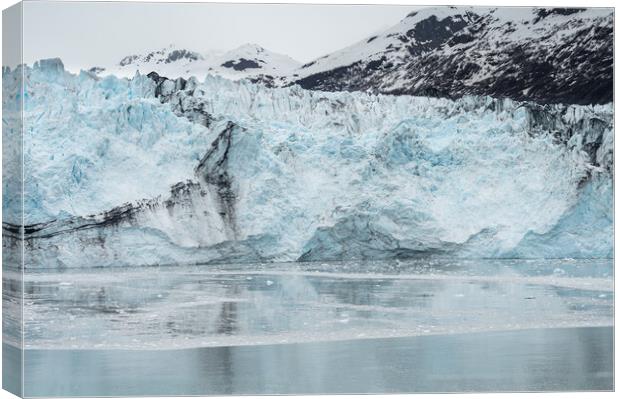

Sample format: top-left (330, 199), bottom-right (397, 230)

top-left (3, 63), bottom-right (613, 269)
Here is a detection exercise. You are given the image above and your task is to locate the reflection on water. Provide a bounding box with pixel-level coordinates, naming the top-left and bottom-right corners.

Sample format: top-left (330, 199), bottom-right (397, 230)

top-left (17, 327), bottom-right (613, 396)
top-left (5, 258), bottom-right (613, 349)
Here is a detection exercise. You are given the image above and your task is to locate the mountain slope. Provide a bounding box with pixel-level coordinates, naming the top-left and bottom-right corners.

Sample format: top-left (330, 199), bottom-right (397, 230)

top-left (290, 7), bottom-right (613, 105)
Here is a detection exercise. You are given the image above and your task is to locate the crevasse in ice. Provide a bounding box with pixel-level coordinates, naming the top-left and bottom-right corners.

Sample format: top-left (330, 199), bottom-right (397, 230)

top-left (2, 59), bottom-right (613, 267)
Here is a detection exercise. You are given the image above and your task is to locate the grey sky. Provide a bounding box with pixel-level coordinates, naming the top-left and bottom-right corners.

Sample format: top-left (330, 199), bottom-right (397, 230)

top-left (22, 1), bottom-right (415, 70)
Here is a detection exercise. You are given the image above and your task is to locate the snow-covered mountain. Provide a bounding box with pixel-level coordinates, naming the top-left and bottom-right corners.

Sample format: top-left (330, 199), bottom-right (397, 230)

top-left (289, 7), bottom-right (613, 105)
top-left (90, 7), bottom-right (613, 105)
top-left (2, 60), bottom-right (613, 269)
top-left (99, 43), bottom-right (301, 80)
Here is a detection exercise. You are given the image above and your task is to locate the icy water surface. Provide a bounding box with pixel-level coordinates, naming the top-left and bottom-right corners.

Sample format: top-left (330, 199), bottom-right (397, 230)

top-left (2, 258), bottom-right (613, 395)
top-left (12, 258), bottom-right (613, 349)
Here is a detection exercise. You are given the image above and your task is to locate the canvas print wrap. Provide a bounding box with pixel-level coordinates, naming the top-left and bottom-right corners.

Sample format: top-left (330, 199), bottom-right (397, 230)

top-left (2, 1), bottom-right (614, 396)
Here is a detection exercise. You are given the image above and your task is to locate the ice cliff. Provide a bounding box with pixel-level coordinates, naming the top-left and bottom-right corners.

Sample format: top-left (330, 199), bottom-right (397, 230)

top-left (2, 59), bottom-right (613, 268)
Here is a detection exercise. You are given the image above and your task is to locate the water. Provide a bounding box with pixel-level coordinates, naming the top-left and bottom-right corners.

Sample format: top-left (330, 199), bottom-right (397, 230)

top-left (12, 327), bottom-right (614, 396)
top-left (3, 258), bottom-right (614, 395)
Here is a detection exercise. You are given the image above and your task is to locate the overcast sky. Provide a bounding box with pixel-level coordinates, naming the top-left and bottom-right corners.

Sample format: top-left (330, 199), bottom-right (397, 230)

top-left (22, 1), bottom-right (415, 70)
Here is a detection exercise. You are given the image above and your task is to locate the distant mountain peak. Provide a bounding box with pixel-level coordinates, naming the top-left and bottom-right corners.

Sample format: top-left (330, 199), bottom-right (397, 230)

top-left (234, 43), bottom-right (266, 52)
top-left (102, 43), bottom-right (300, 81)
top-left (118, 45), bottom-right (204, 67)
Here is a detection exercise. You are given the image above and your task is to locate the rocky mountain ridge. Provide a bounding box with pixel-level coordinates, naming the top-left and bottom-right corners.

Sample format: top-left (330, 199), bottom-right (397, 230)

top-left (290, 7), bottom-right (613, 105)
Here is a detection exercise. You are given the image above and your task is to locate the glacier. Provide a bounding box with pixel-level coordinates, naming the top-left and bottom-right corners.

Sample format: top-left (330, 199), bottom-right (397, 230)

top-left (2, 59), bottom-right (613, 269)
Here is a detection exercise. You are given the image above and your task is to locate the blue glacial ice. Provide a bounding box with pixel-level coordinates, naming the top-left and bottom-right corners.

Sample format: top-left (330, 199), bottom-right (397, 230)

top-left (2, 59), bottom-right (613, 268)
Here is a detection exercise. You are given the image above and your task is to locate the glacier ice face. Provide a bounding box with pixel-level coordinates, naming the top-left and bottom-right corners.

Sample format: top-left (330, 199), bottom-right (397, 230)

top-left (2, 64), bottom-right (24, 225)
top-left (506, 176), bottom-right (613, 259)
top-left (3, 62), bottom-right (613, 268)
top-left (17, 59), bottom-right (216, 223)
top-left (156, 78), bottom-right (610, 260)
